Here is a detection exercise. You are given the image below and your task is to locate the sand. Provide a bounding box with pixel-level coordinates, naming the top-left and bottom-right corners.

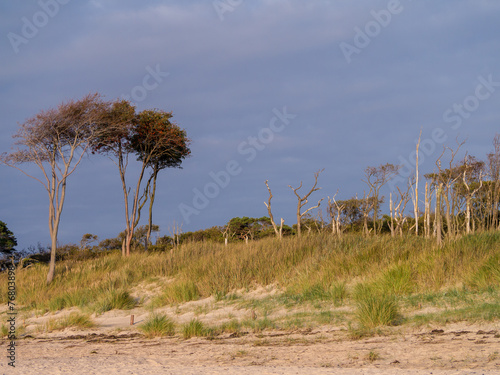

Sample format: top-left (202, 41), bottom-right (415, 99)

top-left (2, 321), bottom-right (499, 375)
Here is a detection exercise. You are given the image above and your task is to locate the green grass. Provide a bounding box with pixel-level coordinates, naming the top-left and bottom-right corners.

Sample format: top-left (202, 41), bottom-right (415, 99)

top-left (94, 289), bottom-right (136, 313)
top-left (353, 283), bottom-right (401, 329)
top-left (182, 319), bottom-right (208, 339)
top-left (151, 279), bottom-right (200, 307)
top-left (1, 231), bottom-right (499, 332)
top-left (140, 313), bottom-right (175, 338)
top-left (38, 312), bottom-right (94, 332)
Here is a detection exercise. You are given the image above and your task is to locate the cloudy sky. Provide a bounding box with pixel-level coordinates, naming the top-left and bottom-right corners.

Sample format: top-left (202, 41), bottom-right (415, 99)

top-left (1, 0), bottom-right (500, 250)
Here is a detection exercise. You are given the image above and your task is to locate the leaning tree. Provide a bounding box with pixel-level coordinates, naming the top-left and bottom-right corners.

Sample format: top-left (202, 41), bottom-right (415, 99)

top-left (0, 93), bottom-right (109, 283)
top-left (130, 109), bottom-right (191, 249)
top-left (94, 105), bottom-right (190, 256)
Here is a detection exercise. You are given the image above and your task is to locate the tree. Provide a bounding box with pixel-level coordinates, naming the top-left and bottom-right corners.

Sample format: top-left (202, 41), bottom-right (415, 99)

top-left (289, 169), bottom-right (324, 237)
top-left (327, 192), bottom-right (344, 236)
top-left (363, 163), bottom-right (400, 235)
top-left (130, 110), bottom-right (191, 249)
top-left (0, 221), bottom-right (17, 256)
top-left (94, 105), bottom-right (190, 256)
top-left (264, 180), bottom-right (284, 239)
top-left (1, 93), bottom-right (109, 283)
top-left (487, 134), bottom-right (500, 230)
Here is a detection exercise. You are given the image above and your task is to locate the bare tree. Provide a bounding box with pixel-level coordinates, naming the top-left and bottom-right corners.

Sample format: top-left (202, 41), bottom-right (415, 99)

top-left (487, 134), bottom-right (500, 230)
top-left (264, 180), bottom-right (284, 239)
top-left (435, 183), bottom-right (443, 245)
top-left (424, 182), bottom-right (432, 238)
top-left (0, 93), bottom-right (108, 283)
top-left (327, 192), bottom-right (345, 237)
top-left (168, 221), bottom-right (183, 249)
top-left (426, 140), bottom-right (466, 239)
top-left (413, 130), bottom-right (422, 235)
top-left (363, 163), bottom-right (400, 234)
top-left (288, 169), bottom-right (324, 237)
top-left (389, 183), bottom-right (411, 237)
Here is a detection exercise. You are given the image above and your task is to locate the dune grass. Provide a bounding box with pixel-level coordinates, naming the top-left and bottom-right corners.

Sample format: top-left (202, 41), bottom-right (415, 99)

top-left (0, 231), bottom-right (499, 333)
top-left (37, 312), bottom-right (94, 333)
top-left (140, 313), bottom-right (176, 338)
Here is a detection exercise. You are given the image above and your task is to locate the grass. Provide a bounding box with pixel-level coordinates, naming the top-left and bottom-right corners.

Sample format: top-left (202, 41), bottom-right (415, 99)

top-left (0, 231), bottom-right (499, 334)
top-left (37, 312), bottom-right (94, 333)
top-left (151, 279), bottom-right (200, 307)
top-left (94, 289), bottom-right (136, 313)
top-left (140, 313), bottom-right (175, 338)
top-left (182, 319), bottom-right (209, 339)
top-left (353, 283), bottom-right (401, 329)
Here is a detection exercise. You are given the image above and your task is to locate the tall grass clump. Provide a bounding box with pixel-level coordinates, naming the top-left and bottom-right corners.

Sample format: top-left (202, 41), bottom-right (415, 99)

top-left (353, 284), bottom-right (400, 329)
top-left (468, 253), bottom-right (500, 290)
top-left (94, 289), bottom-right (136, 313)
top-left (378, 264), bottom-right (415, 296)
top-left (152, 279), bottom-right (200, 307)
top-left (140, 313), bottom-right (176, 338)
top-left (182, 319), bottom-right (208, 339)
top-left (38, 312), bottom-right (94, 333)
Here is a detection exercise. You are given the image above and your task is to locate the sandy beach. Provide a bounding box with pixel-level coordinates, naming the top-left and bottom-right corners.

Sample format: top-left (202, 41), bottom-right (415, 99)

top-left (2, 320), bottom-right (499, 375)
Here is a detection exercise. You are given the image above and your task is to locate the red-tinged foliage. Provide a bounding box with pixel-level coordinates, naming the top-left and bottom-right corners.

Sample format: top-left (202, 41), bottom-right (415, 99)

top-left (130, 109), bottom-right (191, 170)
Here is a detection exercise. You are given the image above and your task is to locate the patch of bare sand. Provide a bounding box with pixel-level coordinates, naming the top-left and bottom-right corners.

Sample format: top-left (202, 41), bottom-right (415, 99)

top-left (3, 322), bottom-right (500, 374)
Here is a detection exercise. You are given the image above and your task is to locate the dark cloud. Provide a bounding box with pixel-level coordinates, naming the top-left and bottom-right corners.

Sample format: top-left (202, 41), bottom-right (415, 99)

top-left (1, 0), bottom-right (499, 250)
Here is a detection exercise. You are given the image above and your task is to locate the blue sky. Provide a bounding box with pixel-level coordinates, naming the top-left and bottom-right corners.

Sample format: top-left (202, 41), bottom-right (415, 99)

top-left (1, 0), bottom-right (500, 250)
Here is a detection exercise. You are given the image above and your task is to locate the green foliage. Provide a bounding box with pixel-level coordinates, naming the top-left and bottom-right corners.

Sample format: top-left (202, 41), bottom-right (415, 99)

top-left (353, 283), bottom-right (401, 329)
top-left (94, 289), bottom-right (136, 313)
top-left (182, 319), bottom-right (208, 339)
top-left (0, 220), bottom-right (17, 255)
top-left (152, 280), bottom-right (200, 307)
top-left (140, 314), bottom-right (176, 338)
top-left (468, 253), bottom-right (500, 289)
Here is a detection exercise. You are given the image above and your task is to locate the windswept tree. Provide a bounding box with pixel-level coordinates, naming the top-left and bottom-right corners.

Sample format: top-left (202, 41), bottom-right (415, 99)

top-left (92, 99), bottom-right (137, 256)
top-left (131, 110), bottom-right (191, 248)
top-left (94, 105), bottom-right (190, 256)
top-left (0, 93), bottom-right (108, 283)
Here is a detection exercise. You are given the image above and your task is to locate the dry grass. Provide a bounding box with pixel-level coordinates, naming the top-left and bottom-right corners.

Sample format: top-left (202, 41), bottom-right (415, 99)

top-left (0, 231), bottom-right (498, 332)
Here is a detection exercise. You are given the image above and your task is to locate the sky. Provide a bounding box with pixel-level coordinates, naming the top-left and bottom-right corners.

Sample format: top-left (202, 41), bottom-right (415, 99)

top-left (1, 0), bottom-right (500, 251)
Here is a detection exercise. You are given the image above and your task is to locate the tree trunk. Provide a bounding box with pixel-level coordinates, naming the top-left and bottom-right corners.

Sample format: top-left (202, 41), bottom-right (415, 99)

top-left (436, 184), bottom-right (442, 245)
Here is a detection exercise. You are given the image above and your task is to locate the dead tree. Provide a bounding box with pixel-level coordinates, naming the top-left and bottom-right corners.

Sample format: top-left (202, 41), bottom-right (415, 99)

top-left (264, 180), bottom-right (284, 240)
top-left (461, 157), bottom-right (484, 235)
top-left (289, 169), bottom-right (324, 237)
top-left (413, 130), bottom-right (422, 235)
top-left (363, 163), bottom-right (400, 234)
top-left (487, 134), bottom-right (500, 230)
top-left (327, 192), bottom-right (345, 237)
top-left (424, 182), bottom-right (432, 238)
top-left (432, 140), bottom-right (466, 239)
top-left (168, 221), bottom-right (183, 249)
top-left (389, 184), bottom-right (411, 237)
top-left (435, 183), bottom-right (443, 245)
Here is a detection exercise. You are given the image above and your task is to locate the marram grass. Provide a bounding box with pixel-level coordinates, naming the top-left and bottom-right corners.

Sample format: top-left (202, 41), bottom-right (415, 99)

top-left (0, 231), bottom-right (499, 317)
